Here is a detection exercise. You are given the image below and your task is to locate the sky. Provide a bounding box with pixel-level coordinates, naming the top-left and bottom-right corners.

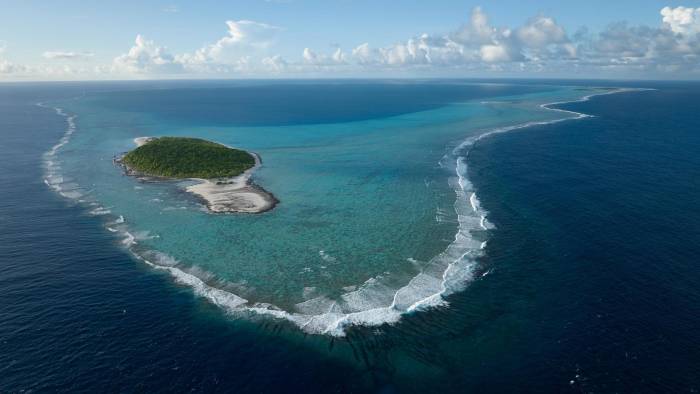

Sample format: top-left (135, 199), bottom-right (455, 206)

top-left (1, 0), bottom-right (700, 80)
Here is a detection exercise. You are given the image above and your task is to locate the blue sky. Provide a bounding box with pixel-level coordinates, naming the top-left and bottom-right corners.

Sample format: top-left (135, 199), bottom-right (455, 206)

top-left (1, 1), bottom-right (699, 80)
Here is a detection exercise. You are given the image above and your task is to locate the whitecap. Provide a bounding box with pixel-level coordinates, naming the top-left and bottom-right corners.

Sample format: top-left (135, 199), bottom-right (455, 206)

top-left (89, 207), bottom-right (111, 216)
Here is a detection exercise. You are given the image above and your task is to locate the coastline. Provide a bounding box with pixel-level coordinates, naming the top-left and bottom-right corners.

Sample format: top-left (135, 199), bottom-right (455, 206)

top-left (120, 137), bottom-right (278, 214)
top-left (185, 150), bottom-right (278, 214)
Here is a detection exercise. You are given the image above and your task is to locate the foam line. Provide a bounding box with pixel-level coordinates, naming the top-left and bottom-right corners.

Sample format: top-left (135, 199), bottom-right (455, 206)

top-left (456, 88), bottom-right (654, 152)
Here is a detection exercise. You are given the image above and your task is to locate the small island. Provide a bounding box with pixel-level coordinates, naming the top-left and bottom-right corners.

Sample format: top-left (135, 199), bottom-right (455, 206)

top-left (118, 137), bottom-right (277, 214)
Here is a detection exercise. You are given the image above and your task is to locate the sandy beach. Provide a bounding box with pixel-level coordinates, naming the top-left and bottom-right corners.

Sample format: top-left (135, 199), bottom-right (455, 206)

top-left (126, 137), bottom-right (277, 214)
top-left (133, 136), bottom-right (156, 147)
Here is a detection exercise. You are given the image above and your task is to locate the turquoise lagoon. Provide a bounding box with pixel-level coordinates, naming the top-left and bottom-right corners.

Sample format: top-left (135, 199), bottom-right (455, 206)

top-left (44, 82), bottom-right (599, 335)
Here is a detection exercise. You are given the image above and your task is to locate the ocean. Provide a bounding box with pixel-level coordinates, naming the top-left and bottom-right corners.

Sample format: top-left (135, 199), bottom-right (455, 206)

top-left (0, 80), bottom-right (698, 392)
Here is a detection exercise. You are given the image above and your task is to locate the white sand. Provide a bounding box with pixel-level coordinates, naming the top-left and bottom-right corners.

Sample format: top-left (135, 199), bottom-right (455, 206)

top-left (134, 136), bottom-right (156, 147)
top-left (132, 137), bottom-right (277, 214)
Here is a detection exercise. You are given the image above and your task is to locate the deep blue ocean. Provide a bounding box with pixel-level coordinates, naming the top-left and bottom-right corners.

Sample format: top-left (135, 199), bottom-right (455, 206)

top-left (1, 80), bottom-right (699, 392)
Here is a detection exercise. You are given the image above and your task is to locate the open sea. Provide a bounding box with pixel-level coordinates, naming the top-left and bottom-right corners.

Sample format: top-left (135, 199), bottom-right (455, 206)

top-left (1, 79), bottom-right (699, 392)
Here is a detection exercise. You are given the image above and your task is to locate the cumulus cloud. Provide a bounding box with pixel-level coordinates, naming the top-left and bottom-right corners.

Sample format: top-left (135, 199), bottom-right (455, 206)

top-left (112, 35), bottom-right (184, 74)
top-left (572, 6), bottom-right (700, 73)
top-left (306, 7), bottom-right (570, 70)
top-left (351, 43), bottom-right (378, 64)
top-left (327, 7), bottom-right (528, 68)
top-left (480, 44), bottom-right (512, 62)
top-left (661, 6), bottom-right (700, 36)
top-left (302, 47), bottom-right (346, 66)
top-left (43, 51), bottom-right (94, 60)
top-left (516, 16), bottom-right (568, 47)
top-left (515, 15), bottom-right (576, 59)
top-left (178, 20), bottom-right (281, 66)
top-left (0, 59), bottom-right (25, 74)
top-left (93, 6), bottom-right (700, 78)
top-left (451, 6), bottom-right (503, 49)
top-left (223, 20), bottom-right (280, 47)
top-left (262, 55), bottom-right (287, 72)
top-left (302, 6), bottom-right (700, 76)
top-left (110, 19), bottom-right (285, 76)
top-left (350, 35), bottom-right (463, 67)
top-left (302, 48), bottom-right (320, 64)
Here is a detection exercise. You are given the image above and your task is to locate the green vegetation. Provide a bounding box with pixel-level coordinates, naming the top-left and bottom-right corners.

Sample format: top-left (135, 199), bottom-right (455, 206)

top-left (122, 137), bottom-right (255, 178)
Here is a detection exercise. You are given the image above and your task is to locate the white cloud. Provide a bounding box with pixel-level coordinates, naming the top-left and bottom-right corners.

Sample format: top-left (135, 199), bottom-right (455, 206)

top-left (303, 6), bottom-right (700, 76)
top-left (516, 16), bottom-right (568, 48)
top-left (109, 19), bottom-right (285, 76)
top-left (452, 6), bottom-right (498, 46)
top-left (332, 48), bottom-right (346, 63)
top-left (384, 37), bottom-right (432, 65)
top-left (515, 15), bottom-right (576, 59)
top-left (302, 47), bottom-right (320, 64)
top-left (480, 44), bottom-right (511, 62)
top-left (224, 20), bottom-right (280, 46)
top-left (661, 6), bottom-right (700, 36)
top-left (40, 5), bottom-right (700, 79)
top-left (179, 20), bottom-right (281, 66)
top-left (0, 59), bottom-right (25, 74)
top-left (330, 7), bottom-right (527, 68)
top-left (322, 7), bottom-right (570, 70)
top-left (302, 47), bottom-right (346, 65)
top-left (43, 51), bottom-right (94, 60)
top-left (262, 55), bottom-right (287, 72)
top-left (351, 43), bottom-right (378, 64)
top-left (112, 35), bottom-right (184, 74)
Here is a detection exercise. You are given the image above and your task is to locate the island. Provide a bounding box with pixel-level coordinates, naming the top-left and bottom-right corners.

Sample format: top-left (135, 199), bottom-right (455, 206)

top-left (118, 136), bottom-right (277, 213)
